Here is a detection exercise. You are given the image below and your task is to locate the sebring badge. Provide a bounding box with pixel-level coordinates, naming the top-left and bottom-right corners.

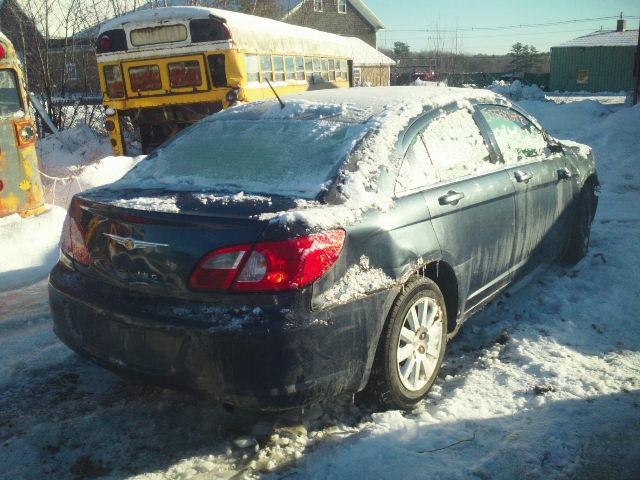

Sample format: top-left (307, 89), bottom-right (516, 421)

top-left (103, 233), bottom-right (169, 251)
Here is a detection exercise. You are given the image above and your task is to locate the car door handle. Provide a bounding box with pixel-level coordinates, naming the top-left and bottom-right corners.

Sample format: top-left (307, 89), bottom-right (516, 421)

top-left (558, 167), bottom-right (573, 180)
top-left (514, 170), bottom-right (533, 183)
top-left (438, 190), bottom-right (465, 206)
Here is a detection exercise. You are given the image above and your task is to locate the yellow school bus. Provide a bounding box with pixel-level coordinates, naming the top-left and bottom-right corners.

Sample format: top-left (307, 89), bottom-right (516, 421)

top-left (0, 31), bottom-right (45, 218)
top-left (96, 6), bottom-right (354, 155)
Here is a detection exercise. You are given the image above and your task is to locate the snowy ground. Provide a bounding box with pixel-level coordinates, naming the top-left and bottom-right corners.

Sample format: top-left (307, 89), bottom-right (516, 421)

top-left (0, 96), bottom-right (639, 479)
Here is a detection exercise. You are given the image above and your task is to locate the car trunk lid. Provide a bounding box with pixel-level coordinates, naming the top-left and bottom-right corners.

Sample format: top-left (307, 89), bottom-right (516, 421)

top-left (69, 189), bottom-right (294, 299)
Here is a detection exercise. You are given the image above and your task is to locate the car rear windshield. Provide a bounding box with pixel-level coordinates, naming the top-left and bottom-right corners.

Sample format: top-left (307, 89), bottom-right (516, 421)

top-left (117, 116), bottom-right (370, 199)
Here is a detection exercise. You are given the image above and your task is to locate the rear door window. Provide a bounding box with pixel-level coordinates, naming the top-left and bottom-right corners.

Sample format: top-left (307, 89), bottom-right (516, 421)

top-left (421, 108), bottom-right (495, 182)
top-left (128, 65), bottom-right (162, 92)
top-left (478, 106), bottom-right (548, 164)
top-left (0, 69), bottom-right (23, 116)
top-left (395, 136), bottom-right (439, 195)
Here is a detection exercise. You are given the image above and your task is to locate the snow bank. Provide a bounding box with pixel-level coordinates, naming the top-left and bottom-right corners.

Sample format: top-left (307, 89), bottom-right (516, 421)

top-left (0, 207), bottom-right (66, 291)
top-left (38, 125), bottom-right (112, 178)
top-left (488, 80), bottom-right (545, 101)
top-left (37, 126), bottom-right (142, 208)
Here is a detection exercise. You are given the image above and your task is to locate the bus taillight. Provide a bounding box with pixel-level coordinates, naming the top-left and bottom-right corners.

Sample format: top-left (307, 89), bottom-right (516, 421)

top-left (0, 43), bottom-right (5, 59)
top-left (103, 65), bottom-right (125, 98)
top-left (13, 120), bottom-right (36, 148)
top-left (99, 35), bottom-right (111, 51)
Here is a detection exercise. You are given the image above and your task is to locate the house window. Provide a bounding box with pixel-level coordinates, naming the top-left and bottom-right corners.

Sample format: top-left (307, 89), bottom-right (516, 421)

top-left (576, 69), bottom-right (589, 85)
top-left (338, 0), bottom-right (347, 14)
top-left (313, 0), bottom-right (323, 12)
top-left (65, 63), bottom-right (78, 81)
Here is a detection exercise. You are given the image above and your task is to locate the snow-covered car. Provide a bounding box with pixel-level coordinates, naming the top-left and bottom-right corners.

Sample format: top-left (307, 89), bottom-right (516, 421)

top-left (48, 87), bottom-right (598, 411)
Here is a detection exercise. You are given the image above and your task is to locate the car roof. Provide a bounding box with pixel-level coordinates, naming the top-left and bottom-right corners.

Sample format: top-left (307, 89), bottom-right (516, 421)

top-left (285, 86), bottom-right (509, 116)
top-left (222, 86), bottom-right (510, 126)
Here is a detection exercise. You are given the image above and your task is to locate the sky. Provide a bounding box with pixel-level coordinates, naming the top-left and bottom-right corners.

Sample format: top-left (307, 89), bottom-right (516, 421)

top-left (367, 0), bottom-right (640, 55)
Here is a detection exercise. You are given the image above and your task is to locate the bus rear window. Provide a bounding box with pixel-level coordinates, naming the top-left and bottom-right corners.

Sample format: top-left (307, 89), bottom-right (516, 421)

top-left (168, 61), bottom-right (202, 88)
top-left (129, 65), bottom-right (162, 91)
top-left (130, 24), bottom-right (187, 46)
top-left (0, 69), bottom-right (23, 116)
top-left (189, 18), bottom-right (230, 42)
top-left (103, 65), bottom-right (125, 98)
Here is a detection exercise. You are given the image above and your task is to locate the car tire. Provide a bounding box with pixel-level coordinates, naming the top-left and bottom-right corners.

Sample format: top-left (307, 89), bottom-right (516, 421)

top-left (563, 182), bottom-right (597, 265)
top-left (364, 277), bottom-right (448, 410)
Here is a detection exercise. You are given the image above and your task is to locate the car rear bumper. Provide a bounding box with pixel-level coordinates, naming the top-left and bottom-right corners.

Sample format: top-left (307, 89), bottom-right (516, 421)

top-left (48, 263), bottom-right (393, 410)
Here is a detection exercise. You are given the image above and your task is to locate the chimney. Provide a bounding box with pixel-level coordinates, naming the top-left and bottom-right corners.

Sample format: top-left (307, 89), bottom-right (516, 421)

top-left (616, 13), bottom-right (626, 32)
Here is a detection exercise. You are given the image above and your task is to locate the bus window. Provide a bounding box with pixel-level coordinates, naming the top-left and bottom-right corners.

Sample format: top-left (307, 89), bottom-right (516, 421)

top-left (295, 56), bottom-right (305, 80)
top-left (130, 24), bottom-right (187, 46)
top-left (312, 57), bottom-right (321, 82)
top-left (273, 56), bottom-right (285, 81)
top-left (285, 56), bottom-right (295, 80)
top-left (207, 54), bottom-right (227, 87)
top-left (169, 60), bottom-right (202, 88)
top-left (0, 69), bottom-right (23, 116)
top-left (129, 65), bottom-right (162, 92)
top-left (103, 65), bottom-right (125, 98)
top-left (335, 59), bottom-right (342, 79)
top-left (321, 58), bottom-right (329, 81)
top-left (328, 59), bottom-right (336, 81)
top-left (260, 55), bottom-right (273, 82)
top-left (340, 59), bottom-right (348, 80)
top-left (304, 57), bottom-right (313, 78)
top-left (189, 18), bottom-right (229, 43)
top-left (245, 54), bottom-right (259, 82)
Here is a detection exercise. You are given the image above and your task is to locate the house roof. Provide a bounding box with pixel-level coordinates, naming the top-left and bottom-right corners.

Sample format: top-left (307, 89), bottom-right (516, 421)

top-left (347, 37), bottom-right (394, 66)
top-left (553, 29), bottom-right (639, 48)
top-left (280, 0), bottom-right (385, 30)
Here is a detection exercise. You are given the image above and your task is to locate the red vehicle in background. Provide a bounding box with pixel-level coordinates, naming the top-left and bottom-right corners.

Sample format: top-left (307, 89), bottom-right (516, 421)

top-left (412, 70), bottom-right (438, 82)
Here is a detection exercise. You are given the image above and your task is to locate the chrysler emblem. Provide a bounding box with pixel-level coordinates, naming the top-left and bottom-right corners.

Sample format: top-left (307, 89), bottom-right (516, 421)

top-left (104, 233), bottom-right (169, 251)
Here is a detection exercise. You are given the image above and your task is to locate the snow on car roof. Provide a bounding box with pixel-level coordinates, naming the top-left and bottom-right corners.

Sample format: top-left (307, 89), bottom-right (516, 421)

top-left (266, 86), bottom-right (504, 117)
top-left (553, 29), bottom-right (639, 48)
top-left (98, 6), bottom-right (369, 58)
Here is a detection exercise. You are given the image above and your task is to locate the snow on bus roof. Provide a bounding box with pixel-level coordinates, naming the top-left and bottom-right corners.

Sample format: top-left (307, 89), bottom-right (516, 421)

top-left (98, 6), bottom-right (371, 59)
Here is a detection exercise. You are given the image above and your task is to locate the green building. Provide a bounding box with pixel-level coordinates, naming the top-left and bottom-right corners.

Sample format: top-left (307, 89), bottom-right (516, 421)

top-left (549, 19), bottom-right (638, 93)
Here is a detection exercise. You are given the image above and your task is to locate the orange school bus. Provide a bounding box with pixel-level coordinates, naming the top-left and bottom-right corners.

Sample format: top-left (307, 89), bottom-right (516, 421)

top-left (0, 31), bottom-right (45, 218)
top-left (96, 6), bottom-right (354, 154)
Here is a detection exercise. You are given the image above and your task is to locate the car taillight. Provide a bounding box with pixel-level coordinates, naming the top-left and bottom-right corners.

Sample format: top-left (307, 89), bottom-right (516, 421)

top-left (60, 213), bottom-right (91, 266)
top-left (189, 230), bottom-right (345, 292)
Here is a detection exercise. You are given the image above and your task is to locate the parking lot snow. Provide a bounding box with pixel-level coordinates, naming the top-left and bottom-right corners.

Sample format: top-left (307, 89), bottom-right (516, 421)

top-left (0, 96), bottom-right (638, 479)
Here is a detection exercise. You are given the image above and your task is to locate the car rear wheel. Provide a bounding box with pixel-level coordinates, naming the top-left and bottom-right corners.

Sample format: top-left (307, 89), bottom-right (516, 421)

top-left (364, 277), bottom-right (447, 410)
top-left (563, 182), bottom-right (597, 265)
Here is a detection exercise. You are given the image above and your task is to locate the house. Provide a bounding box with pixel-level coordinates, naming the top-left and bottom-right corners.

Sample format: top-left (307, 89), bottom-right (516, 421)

top-left (549, 17), bottom-right (639, 93)
top-left (0, 0), bottom-right (42, 86)
top-left (0, 0), bottom-right (100, 97)
top-left (346, 36), bottom-right (394, 86)
top-left (278, 0), bottom-right (385, 48)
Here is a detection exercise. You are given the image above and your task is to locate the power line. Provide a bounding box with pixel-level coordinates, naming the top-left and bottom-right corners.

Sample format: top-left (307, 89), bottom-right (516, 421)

top-left (381, 27), bottom-right (601, 41)
top-left (384, 15), bottom-right (640, 33)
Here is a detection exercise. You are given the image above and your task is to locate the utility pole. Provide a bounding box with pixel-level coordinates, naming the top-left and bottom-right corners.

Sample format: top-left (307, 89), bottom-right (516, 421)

top-left (634, 20), bottom-right (640, 105)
